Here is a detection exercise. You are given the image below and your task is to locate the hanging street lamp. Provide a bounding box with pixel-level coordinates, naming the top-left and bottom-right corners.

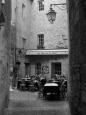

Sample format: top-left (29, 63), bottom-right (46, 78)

top-left (47, 3), bottom-right (66, 24)
top-left (47, 7), bottom-right (56, 24)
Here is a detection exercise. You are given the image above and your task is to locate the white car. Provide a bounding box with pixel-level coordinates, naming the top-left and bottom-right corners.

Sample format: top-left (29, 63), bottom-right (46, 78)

top-left (43, 82), bottom-right (60, 99)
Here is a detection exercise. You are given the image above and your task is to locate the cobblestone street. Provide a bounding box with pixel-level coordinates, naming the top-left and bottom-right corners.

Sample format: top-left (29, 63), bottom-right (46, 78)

top-left (5, 89), bottom-right (71, 115)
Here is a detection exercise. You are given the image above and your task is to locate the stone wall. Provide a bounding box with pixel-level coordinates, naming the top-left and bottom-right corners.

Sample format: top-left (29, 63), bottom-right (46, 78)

top-left (11, 0), bottom-right (32, 49)
top-left (30, 0), bottom-right (68, 49)
top-left (68, 0), bottom-right (86, 115)
top-left (11, 0), bottom-right (32, 78)
top-left (12, 0), bottom-right (68, 50)
top-left (0, 0), bottom-right (11, 114)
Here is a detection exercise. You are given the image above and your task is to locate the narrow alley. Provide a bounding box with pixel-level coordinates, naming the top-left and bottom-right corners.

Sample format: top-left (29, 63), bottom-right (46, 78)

top-left (5, 89), bottom-right (71, 115)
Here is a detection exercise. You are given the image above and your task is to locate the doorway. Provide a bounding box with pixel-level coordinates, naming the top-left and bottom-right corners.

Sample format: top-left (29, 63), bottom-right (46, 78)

top-left (51, 62), bottom-right (61, 77)
top-left (25, 63), bottom-right (30, 77)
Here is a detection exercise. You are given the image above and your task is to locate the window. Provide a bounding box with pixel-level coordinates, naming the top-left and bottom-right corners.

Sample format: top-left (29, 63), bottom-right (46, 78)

top-left (52, 62), bottom-right (61, 76)
top-left (55, 63), bottom-right (61, 75)
top-left (38, 0), bottom-right (44, 11)
top-left (37, 34), bottom-right (44, 49)
top-left (36, 63), bottom-right (41, 75)
top-left (0, 12), bottom-right (5, 25)
top-left (22, 3), bottom-right (25, 18)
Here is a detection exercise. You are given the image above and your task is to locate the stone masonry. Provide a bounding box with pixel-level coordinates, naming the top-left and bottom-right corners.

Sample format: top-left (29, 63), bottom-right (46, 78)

top-left (0, 0), bottom-right (11, 114)
top-left (68, 0), bottom-right (86, 115)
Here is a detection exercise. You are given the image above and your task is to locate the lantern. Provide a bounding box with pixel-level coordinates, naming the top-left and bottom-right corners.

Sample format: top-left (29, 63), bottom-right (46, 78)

top-left (46, 7), bottom-right (56, 24)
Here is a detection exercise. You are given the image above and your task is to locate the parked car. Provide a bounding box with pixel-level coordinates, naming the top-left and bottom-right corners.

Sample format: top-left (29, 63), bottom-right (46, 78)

top-left (43, 82), bottom-right (60, 100)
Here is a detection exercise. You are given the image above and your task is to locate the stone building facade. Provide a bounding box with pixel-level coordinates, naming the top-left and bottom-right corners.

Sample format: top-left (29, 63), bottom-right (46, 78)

top-left (0, 0), bottom-right (11, 114)
top-left (26, 0), bottom-right (68, 80)
top-left (11, 0), bottom-right (69, 80)
top-left (11, 0), bottom-right (32, 80)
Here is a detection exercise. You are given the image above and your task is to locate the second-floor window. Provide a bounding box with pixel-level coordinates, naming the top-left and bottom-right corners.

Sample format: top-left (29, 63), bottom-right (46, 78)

top-left (38, 0), bottom-right (44, 11)
top-left (37, 34), bottom-right (44, 49)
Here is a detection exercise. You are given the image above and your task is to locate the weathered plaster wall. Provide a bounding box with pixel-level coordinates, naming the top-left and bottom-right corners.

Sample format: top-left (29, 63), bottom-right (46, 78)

top-left (12, 0), bottom-right (68, 50)
top-left (11, 0), bottom-right (32, 49)
top-left (11, 0), bottom-right (32, 78)
top-left (69, 0), bottom-right (86, 115)
top-left (0, 0), bottom-right (11, 114)
top-left (13, 0), bottom-right (31, 49)
top-left (30, 0), bottom-right (68, 49)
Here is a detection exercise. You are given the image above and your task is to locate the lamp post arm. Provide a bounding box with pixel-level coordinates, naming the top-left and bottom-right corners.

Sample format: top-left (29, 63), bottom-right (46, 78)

top-left (47, 3), bottom-right (67, 24)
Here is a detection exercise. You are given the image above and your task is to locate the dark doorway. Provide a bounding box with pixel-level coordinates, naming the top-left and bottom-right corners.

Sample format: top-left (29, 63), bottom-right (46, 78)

top-left (51, 62), bottom-right (61, 77)
top-left (25, 63), bottom-right (30, 76)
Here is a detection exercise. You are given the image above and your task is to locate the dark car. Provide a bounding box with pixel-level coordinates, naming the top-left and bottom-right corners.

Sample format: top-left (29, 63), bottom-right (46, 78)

top-left (43, 83), bottom-right (60, 100)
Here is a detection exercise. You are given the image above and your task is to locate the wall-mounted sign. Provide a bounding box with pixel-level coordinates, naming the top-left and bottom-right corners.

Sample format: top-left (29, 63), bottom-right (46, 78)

top-left (42, 66), bottom-right (49, 74)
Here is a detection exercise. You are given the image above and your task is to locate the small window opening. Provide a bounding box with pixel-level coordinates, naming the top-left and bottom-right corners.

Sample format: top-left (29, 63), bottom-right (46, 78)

top-left (0, 12), bottom-right (5, 26)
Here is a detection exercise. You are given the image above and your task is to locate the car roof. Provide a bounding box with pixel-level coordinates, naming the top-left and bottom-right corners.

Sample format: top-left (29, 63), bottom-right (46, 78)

top-left (44, 83), bottom-right (58, 87)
